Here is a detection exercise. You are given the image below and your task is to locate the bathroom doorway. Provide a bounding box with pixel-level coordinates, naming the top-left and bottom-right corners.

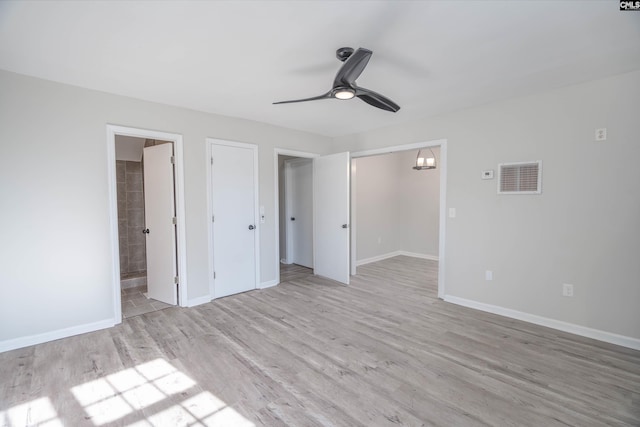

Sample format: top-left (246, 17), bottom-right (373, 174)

top-left (107, 125), bottom-right (188, 322)
top-left (115, 137), bottom-right (177, 317)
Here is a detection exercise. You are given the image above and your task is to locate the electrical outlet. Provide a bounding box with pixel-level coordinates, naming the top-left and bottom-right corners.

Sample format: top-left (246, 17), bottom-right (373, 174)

top-left (595, 128), bottom-right (607, 141)
top-left (562, 283), bottom-right (574, 297)
top-left (482, 170), bottom-right (494, 180)
top-left (485, 270), bottom-right (493, 281)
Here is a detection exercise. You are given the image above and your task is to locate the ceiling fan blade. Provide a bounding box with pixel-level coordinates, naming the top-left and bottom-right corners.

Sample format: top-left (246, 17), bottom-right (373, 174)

top-left (273, 91), bottom-right (332, 105)
top-left (333, 48), bottom-right (372, 87)
top-left (355, 87), bottom-right (400, 112)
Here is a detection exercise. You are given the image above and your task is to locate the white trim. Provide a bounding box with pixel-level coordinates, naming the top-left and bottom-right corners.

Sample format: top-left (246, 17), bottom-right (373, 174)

top-left (106, 129), bottom-right (121, 322)
top-left (356, 251), bottom-right (402, 266)
top-left (186, 295), bottom-right (212, 308)
top-left (259, 279), bottom-right (279, 289)
top-left (207, 138), bottom-right (261, 300)
top-left (273, 148), bottom-right (319, 286)
top-left (356, 250), bottom-right (438, 266)
top-left (206, 141), bottom-right (214, 298)
top-left (350, 159), bottom-right (357, 275)
top-left (444, 295), bottom-right (640, 351)
top-left (398, 251), bottom-right (439, 261)
top-left (351, 139), bottom-right (447, 158)
top-left (438, 142), bottom-right (447, 299)
top-left (0, 319), bottom-right (116, 353)
top-left (350, 138), bottom-right (447, 299)
top-left (106, 125), bottom-right (189, 320)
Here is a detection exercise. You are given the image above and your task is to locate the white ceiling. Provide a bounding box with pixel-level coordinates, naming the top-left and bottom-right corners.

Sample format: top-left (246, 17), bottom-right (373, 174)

top-left (1, 1), bottom-right (638, 137)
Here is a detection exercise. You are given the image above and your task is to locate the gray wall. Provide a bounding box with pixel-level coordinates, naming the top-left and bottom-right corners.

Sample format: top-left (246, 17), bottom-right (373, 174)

top-left (396, 149), bottom-right (440, 257)
top-left (0, 69), bottom-right (331, 345)
top-left (337, 69), bottom-right (640, 340)
top-left (355, 149), bottom-right (440, 261)
top-left (2, 67), bottom-right (638, 348)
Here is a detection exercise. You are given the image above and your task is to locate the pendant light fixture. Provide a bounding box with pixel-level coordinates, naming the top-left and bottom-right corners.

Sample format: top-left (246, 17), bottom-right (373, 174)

top-left (413, 148), bottom-right (436, 170)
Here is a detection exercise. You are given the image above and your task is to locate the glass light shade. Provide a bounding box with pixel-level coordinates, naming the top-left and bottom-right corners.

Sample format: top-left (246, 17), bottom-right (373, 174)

top-left (334, 89), bottom-right (355, 100)
top-left (412, 148), bottom-right (436, 170)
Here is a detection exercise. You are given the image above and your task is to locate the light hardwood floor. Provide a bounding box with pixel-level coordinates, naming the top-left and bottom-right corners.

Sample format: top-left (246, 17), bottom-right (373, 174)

top-left (279, 263), bottom-right (313, 283)
top-left (1, 256), bottom-right (639, 426)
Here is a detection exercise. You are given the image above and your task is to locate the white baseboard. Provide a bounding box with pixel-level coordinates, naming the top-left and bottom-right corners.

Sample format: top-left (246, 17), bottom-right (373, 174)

top-left (0, 318), bottom-right (117, 353)
top-left (357, 250), bottom-right (439, 266)
top-left (259, 279), bottom-right (278, 289)
top-left (397, 251), bottom-right (439, 261)
top-left (187, 295), bottom-right (212, 307)
top-left (444, 295), bottom-right (640, 351)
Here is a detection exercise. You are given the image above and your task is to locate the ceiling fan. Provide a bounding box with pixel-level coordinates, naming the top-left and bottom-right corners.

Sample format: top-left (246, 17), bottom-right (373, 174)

top-left (273, 47), bottom-right (400, 113)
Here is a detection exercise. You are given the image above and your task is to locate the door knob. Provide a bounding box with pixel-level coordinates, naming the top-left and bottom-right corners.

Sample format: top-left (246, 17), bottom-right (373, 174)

top-left (142, 228), bottom-right (150, 234)
top-left (248, 225), bottom-right (255, 230)
top-left (342, 224), bottom-right (348, 229)
top-left (291, 217), bottom-right (296, 221)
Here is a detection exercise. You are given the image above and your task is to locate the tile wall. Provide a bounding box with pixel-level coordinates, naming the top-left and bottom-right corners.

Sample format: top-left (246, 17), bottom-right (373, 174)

top-left (116, 160), bottom-right (146, 278)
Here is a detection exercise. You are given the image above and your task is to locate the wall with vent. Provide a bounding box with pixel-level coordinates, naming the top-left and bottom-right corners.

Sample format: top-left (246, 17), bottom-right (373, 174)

top-left (334, 69), bottom-right (640, 344)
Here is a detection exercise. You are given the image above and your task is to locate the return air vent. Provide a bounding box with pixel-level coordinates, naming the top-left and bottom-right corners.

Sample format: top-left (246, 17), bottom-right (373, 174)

top-left (498, 161), bottom-right (541, 194)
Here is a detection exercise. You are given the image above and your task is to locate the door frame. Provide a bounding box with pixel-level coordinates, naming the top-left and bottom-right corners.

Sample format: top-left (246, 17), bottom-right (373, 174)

top-left (351, 138), bottom-right (447, 299)
top-left (207, 138), bottom-right (260, 299)
top-left (284, 157), bottom-right (314, 267)
top-left (106, 124), bottom-right (189, 323)
top-left (273, 148), bottom-right (319, 285)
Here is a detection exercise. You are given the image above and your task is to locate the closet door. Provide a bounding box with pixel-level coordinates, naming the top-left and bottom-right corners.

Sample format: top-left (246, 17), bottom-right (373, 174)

top-left (211, 142), bottom-right (258, 298)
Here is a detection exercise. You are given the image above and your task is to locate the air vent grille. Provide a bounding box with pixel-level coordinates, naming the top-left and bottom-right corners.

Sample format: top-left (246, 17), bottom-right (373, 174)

top-left (498, 161), bottom-right (541, 194)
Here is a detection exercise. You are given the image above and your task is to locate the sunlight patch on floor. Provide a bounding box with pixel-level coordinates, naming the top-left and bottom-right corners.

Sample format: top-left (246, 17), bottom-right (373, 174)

top-left (1, 396), bottom-right (63, 427)
top-left (68, 358), bottom-right (255, 426)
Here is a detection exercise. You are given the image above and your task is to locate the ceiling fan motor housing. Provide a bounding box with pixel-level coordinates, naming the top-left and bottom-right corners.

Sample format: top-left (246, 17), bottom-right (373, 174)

top-left (336, 47), bottom-right (354, 62)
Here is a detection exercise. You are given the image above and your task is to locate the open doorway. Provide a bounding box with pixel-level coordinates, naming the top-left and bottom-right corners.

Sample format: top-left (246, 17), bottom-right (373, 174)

top-left (115, 137), bottom-right (177, 318)
top-left (351, 140), bottom-right (447, 298)
top-left (274, 149), bottom-right (318, 284)
top-left (107, 125), bottom-right (188, 323)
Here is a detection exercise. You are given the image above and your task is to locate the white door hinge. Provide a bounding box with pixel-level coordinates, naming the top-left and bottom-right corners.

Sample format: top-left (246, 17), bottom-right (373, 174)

top-left (211, 157), bottom-right (214, 165)
top-left (170, 156), bottom-right (175, 164)
top-left (214, 271), bottom-right (216, 279)
top-left (174, 276), bottom-right (179, 284)
top-left (172, 216), bottom-right (177, 225)
top-left (212, 215), bottom-right (215, 222)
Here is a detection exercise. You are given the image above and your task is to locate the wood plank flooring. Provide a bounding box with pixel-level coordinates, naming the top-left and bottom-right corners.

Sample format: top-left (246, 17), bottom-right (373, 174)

top-left (1, 256), bottom-right (639, 426)
top-left (279, 263), bottom-right (313, 283)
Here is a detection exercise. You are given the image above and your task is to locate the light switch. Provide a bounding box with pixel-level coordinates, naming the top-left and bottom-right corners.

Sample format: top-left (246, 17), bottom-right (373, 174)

top-left (448, 208), bottom-right (456, 218)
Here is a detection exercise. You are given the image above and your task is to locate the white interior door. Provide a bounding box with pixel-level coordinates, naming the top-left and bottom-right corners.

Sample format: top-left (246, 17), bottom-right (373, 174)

top-left (143, 144), bottom-right (177, 305)
top-left (211, 143), bottom-right (258, 298)
top-left (313, 152), bottom-right (350, 284)
top-left (286, 159), bottom-right (313, 268)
